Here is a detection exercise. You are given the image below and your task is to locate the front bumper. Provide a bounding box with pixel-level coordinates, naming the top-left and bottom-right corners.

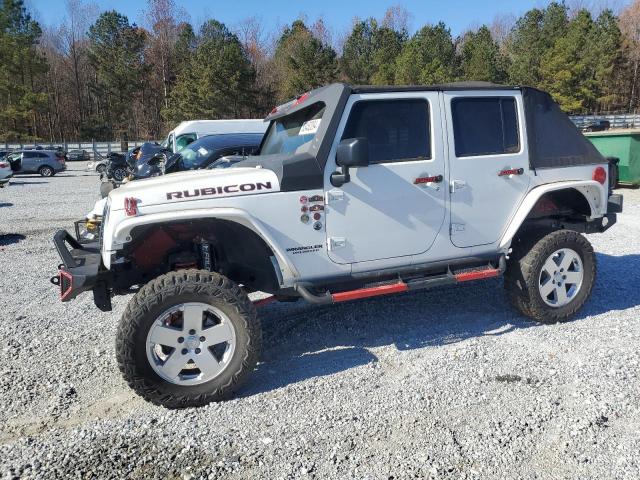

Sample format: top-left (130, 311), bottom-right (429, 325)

top-left (50, 230), bottom-right (112, 310)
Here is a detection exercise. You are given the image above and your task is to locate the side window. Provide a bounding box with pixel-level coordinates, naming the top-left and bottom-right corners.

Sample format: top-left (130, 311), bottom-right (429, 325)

top-left (23, 152), bottom-right (36, 158)
top-left (37, 152), bottom-right (49, 158)
top-left (342, 99), bottom-right (431, 164)
top-left (176, 133), bottom-right (197, 151)
top-left (451, 97), bottom-right (519, 157)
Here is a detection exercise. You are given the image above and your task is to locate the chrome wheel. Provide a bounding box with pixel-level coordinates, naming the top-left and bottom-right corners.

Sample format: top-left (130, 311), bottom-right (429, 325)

top-left (146, 302), bottom-right (237, 386)
top-left (538, 248), bottom-right (584, 308)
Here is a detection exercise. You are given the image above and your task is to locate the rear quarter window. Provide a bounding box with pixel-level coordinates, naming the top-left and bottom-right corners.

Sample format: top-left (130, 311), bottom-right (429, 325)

top-left (452, 97), bottom-right (519, 157)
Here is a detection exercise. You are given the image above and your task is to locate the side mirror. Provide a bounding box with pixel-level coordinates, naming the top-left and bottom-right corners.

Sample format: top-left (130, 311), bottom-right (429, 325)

top-left (331, 137), bottom-right (369, 187)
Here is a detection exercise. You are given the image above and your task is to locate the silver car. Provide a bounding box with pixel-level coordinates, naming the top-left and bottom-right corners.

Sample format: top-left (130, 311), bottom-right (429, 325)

top-left (7, 150), bottom-right (67, 177)
top-left (0, 158), bottom-right (12, 187)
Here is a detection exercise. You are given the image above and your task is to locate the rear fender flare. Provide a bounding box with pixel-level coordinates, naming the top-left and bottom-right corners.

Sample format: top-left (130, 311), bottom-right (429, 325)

top-left (499, 180), bottom-right (605, 250)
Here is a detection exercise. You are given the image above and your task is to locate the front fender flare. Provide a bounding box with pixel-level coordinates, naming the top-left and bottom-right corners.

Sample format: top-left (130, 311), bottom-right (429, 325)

top-left (499, 180), bottom-right (606, 250)
top-left (110, 207), bottom-right (299, 285)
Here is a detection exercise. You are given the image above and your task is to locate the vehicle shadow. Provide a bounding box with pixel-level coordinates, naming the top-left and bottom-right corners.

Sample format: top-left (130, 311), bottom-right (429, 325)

top-left (240, 252), bottom-right (640, 397)
top-left (0, 202), bottom-right (13, 208)
top-left (8, 180), bottom-right (49, 185)
top-left (55, 174), bottom-right (98, 177)
top-left (0, 233), bottom-right (26, 246)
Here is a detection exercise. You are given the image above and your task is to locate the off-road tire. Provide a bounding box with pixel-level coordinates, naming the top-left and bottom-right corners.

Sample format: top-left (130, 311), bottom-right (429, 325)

top-left (505, 229), bottom-right (596, 323)
top-left (116, 269), bottom-right (261, 408)
top-left (38, 166), bottom-right (54, 177)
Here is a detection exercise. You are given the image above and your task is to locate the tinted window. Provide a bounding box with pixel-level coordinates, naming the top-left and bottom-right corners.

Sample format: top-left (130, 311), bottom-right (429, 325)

top-left (342, 99), bottom-right (430, 164)
top-left (452, 97), bottom-right (519, 157)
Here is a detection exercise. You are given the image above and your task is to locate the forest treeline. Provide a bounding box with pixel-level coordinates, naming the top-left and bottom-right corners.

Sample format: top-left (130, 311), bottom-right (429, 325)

top-left (1, 0), bottom-right (639, 142)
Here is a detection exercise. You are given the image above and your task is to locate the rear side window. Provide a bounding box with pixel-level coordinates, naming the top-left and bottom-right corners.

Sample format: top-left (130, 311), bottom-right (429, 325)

top-left (342, 99), bottom-right (431, 164)
top-left (452, 97), bottom-right (519, 157)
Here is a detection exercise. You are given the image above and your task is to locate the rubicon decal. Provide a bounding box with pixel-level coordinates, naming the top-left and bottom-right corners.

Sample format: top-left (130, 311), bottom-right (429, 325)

top-left (166, 181), bottom-right (273, 200)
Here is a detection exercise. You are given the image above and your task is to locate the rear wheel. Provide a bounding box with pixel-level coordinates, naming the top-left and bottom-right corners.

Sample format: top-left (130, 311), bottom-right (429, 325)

top-left (505, 230), bottom-right (596, 323)
top-left (38, 166), bottom-right (54, 177)
top-left (116, 270), bottom-right (261, 408)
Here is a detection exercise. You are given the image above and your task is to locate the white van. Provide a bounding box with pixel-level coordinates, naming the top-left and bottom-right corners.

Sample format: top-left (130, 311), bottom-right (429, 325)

top-left (163, 120), bottom-right (267, 153)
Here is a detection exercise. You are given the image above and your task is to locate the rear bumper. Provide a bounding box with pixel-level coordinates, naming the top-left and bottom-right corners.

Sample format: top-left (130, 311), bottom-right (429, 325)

top-left (608, 193), bottom-right (623, 214)
top-left (50, 230), bottom-right (112, 310)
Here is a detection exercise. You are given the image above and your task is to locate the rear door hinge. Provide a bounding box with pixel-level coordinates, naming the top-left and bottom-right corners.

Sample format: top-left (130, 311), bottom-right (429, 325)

top-left (450, 180), bottom-right (467, 193)
top-left (328, 237), bottom-right (346, 250)
top-left (450, 223), bottom-right (465, 235)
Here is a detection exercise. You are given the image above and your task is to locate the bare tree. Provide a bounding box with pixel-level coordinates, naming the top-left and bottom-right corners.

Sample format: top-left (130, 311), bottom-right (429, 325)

top-left (382, 5), bottom-right (411, 34)
top-left (619, 0), bottom-right (640, 110)
top-left (490, 13), bottom-right (516, 48)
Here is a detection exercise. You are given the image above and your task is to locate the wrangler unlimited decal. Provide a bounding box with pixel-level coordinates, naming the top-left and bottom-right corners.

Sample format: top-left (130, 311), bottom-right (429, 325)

top-left (166, 181), bottom-right (273, 200)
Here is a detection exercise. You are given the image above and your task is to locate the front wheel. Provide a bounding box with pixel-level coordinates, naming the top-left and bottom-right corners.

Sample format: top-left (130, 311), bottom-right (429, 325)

top-left (112, 167), bottom-right (127, 182)
top-left (96, 164), bottom-right (106, 174)
top-left (116, 270), bottom-right (262, 408)
top-left (505, 230), bottom-right (596, 323)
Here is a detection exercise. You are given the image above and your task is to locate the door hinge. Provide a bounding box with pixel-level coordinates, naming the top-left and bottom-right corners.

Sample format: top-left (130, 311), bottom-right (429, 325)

top-left (328, 237), bottom-right (346, 250)
top-left (325, 190), bottom-right (344, 204)
top-left (450, 180), bottom-right (467, 193)
top-left (450, 223), bottom-right (465, 235)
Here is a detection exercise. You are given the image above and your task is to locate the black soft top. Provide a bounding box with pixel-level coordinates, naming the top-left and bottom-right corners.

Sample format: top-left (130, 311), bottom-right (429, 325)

top-left (254, 82), bottom-right (603, 191)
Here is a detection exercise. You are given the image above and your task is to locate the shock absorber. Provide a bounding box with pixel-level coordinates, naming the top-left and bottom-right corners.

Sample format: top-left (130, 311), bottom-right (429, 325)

top-left (197, 238), bottom-right (215, 271)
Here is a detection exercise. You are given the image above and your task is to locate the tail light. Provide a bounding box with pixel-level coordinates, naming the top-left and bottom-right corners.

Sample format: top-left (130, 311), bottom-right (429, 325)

top-left (124, 197), bottom-right (138, 216)
top-left (592, 166), bottom-right (607, 185)
top-left (0, 162), bottom-right (8, 168)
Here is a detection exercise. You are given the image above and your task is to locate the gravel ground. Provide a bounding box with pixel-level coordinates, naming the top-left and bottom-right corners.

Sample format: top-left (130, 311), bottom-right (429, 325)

top-left (1, 164), bottom-right (639, 479)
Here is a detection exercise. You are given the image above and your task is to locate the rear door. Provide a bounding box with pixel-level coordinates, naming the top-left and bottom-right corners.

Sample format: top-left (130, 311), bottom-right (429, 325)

top-left (444, 91), bottom-right (530, 248)
top-left (324, 92), bottom-right (447, 264)
top-left (22, 152), bottom-right (39, 172)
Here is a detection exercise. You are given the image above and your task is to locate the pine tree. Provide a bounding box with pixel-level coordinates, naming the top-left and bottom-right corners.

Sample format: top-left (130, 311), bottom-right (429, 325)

top-left (87, 11), bottom-right (148, 138)
top-left (539, 9), bottom-right (595, 112)
top-left (0, 0), bottom-right (48, 141)
top-left (506, 2), bottom-right (568, 87)
top-left (395, 22), bottom-right (456, 85)
top-left (164, 20), bottom-right (255, 122)
top-left (341, 19), bottom-right (377, 84)
top-left (274, 20), bottom-right (338, 101)
top-left (459, 26), bottom-right (506, 83)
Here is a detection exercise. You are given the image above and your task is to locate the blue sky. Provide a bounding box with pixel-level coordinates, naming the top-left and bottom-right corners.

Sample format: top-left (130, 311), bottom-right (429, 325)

top-left (26, 0), bottom-right (622, 37)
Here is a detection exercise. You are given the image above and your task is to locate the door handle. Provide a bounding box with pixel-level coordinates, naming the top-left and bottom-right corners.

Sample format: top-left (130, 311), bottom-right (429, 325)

top-left (498, 167), bottom-right (524, 177)
top-left (414, 174), bottom-right (443, 185)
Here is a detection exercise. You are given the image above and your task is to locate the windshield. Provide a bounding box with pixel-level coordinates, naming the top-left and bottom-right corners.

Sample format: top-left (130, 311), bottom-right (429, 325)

top-left (179, 143), bottom-right (218, 169)
top-left (261, 102), bottom-right (325, 155)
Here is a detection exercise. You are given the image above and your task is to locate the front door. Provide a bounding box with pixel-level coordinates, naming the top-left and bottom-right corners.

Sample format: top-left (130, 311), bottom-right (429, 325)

top-left (324, 93), bottom-right (447, 264)
top-left (443, 92), bottom-right (530, 248)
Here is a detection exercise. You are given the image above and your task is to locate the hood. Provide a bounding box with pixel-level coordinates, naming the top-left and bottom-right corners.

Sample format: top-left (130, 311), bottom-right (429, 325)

top-left (108, 167), bottom-right (280, 210)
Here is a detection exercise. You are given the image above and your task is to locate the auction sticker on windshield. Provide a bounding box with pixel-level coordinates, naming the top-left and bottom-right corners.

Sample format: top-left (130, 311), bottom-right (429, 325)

top-left (299, 118), bottom-right (321, 136)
